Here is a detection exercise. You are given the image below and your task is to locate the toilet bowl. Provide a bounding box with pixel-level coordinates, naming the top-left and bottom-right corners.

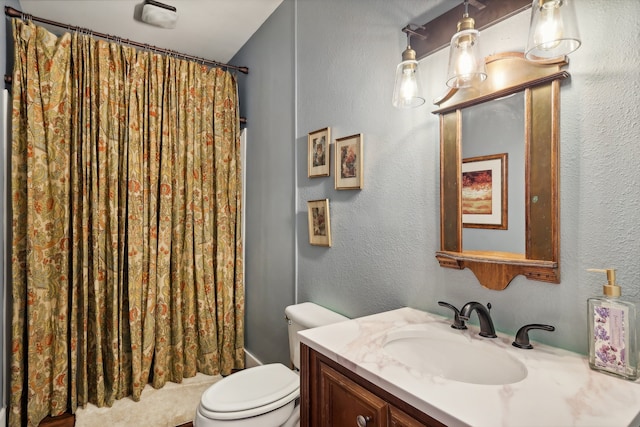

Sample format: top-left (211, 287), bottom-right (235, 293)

top-left (194, 302), bottom-right (348, 427)
top-left (194, 363), bottom-right (300, 427)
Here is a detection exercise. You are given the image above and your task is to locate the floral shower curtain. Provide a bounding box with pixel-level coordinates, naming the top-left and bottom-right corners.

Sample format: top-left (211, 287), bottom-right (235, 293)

top-left (9, 19), bottom-right (244, 427)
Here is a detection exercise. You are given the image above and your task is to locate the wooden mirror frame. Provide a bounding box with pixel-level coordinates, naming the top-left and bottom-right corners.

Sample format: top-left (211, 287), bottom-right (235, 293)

top-left (433, 52), bottom-right (569, 290)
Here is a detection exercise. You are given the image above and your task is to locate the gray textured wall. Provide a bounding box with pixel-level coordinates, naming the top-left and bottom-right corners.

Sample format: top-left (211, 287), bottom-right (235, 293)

top-left (231, 1), bottom-right (296, 365)
top-left (240, 0), bottom-right (640, 365)
top-left (296, 0), bottom-right (444, 318)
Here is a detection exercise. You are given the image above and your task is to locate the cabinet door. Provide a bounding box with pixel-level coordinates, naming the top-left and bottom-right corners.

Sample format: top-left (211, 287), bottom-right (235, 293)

top-left (390, 405), bottom-right (428, 427)
top-left (319, 361), bottom-right (388, 427)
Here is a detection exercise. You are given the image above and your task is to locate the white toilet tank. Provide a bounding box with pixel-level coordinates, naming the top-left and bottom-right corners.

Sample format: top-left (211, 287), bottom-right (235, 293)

top-left (284, 302), bottom-right (348, 370)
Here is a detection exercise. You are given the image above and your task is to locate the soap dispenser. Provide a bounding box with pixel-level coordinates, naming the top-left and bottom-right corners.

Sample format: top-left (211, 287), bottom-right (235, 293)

top-left (587, 268), bottom-right (638, 380)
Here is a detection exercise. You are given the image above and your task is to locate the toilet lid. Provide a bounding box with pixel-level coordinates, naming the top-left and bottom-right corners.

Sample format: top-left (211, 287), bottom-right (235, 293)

top-left (201, 363), bottom-right (299, 413)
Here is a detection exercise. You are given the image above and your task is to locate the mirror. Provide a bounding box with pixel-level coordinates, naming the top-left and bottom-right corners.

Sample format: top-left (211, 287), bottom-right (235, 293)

top-left (433, 52), bottom-right (569, 290)
top-left (462, 92), bottom-right (525, 253)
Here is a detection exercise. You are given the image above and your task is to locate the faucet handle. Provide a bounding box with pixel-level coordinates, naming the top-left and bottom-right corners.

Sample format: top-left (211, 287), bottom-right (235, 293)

top-left (438, 301), bottom-right (467, 330)
top-left (512, 324), bottom-right (555, 349)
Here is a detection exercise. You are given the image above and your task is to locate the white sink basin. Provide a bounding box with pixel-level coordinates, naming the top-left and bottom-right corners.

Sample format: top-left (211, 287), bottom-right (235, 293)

top-left (383, 324), bottom-right (527, 385)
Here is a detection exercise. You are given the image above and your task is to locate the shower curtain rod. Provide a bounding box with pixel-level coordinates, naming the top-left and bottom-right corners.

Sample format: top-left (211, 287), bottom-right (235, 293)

top-left (4, 6), bottom-right (249, 74)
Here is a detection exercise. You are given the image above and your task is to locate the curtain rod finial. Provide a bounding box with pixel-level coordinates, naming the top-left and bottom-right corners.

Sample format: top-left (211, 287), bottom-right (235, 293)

top-left (5, 6), bottom-right (21, 18)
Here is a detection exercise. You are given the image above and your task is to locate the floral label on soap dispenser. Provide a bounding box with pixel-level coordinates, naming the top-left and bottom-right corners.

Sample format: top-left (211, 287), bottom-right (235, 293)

top-left (593, 306), bottom-right (627, 374)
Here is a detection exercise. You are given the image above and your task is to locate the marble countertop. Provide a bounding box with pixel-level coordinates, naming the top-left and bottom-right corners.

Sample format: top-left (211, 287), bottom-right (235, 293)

top-left (298, 307), bottom-right (640, 427)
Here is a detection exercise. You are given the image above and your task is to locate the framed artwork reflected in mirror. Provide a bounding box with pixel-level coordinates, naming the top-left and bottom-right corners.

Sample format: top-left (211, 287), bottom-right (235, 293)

top-left (462, 153), bottom-right (508, 230)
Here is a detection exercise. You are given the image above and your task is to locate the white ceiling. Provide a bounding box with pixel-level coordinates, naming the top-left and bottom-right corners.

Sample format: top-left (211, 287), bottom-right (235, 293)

top-left (19, 0), bottom-right (285, 65)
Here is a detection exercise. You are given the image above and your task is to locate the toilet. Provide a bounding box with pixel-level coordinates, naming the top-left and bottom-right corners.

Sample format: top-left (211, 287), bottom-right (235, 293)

top-left (194, 302), bottom-right (348, 426)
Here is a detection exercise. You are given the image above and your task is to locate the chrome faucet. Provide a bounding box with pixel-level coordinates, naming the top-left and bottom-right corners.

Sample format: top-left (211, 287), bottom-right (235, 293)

top-left (459, 302), bottom-right (497, 338)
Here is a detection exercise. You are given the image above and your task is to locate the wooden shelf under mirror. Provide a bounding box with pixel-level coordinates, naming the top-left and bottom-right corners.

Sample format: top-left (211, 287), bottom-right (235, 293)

top-left (433, 52), bottom-right (568, 291)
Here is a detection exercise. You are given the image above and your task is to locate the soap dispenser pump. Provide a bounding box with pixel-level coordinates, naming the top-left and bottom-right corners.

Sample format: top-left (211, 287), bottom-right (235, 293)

top-left (587, 268), bottom-right (638, 380)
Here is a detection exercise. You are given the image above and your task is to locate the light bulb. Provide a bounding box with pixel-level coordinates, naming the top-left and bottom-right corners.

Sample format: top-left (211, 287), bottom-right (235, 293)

top-left (526, 0), bottom-right (580, 61)
top-left (446, 29), bottom-right (486, 88)
top-left (454, 44), bottom-right (475, 82)
top-left (400, 66), bottom-right (418, 100)
top-left (392, 58), bottom-right (424, 108)
top-left (533, 0), bottom-right (563, 50)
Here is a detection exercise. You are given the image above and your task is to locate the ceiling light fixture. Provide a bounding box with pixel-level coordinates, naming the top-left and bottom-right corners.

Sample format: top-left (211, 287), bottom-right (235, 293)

top-left (525, 0), bottom-right (581, 61)
top-left (446, 0), bottom-right (487, 89)
top-left (392, 24), bottom-right (427, 109)
top-left (141, 0), bottom-right (178, 29)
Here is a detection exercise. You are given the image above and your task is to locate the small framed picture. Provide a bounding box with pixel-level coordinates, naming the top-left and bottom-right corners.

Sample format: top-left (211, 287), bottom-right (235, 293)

top-left (462, 153), bottom-right (508, 229)
top-left (335, 133), bottom-right (363, 190)
top-left (308, 127), bottom-right (331, 177)
top-left (307, 199), bottom-right (332, 247)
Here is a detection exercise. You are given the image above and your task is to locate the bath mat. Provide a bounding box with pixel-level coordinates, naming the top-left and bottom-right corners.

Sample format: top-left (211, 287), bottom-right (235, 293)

top-left (75, 373), bottom-right (221, 427)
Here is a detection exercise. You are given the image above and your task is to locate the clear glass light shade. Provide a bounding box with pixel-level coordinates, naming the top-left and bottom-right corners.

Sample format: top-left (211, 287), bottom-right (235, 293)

top-left (392, 59), bottom-right (425, 108)
top-left (446, 29), bottom-right (487, 88)
top-left (525, 0), bottom-right (581, 61)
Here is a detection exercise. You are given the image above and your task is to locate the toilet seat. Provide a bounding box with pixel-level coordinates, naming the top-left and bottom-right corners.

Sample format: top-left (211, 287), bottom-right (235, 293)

top-left (199, 363), bottom-right (300, 420)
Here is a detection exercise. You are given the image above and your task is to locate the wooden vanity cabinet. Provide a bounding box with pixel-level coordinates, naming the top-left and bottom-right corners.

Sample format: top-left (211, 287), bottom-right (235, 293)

top-left (300, 343), bottom-right (446, 427)
top-left (318, 361), bottom-right (388, 426)
top-left (389, 406), bottom-right (431, 427)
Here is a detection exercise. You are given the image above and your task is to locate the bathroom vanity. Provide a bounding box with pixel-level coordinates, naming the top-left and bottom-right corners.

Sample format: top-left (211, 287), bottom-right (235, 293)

top-left (301, 345), bottom-right (442, 426)
top-left (298, 307), bottom-right (640, 426)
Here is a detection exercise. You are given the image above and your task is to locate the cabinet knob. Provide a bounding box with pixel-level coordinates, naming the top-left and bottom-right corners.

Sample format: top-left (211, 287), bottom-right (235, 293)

top-left (356, 415), bottom-right (371, 427)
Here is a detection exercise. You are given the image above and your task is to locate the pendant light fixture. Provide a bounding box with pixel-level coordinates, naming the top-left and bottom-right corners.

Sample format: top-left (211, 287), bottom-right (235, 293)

top-left (525, 0), bottom-right (581, 61)
top-left (392, 25), bottom-right (426, 109)
top-left (446, 0), bottom-right (487, 89)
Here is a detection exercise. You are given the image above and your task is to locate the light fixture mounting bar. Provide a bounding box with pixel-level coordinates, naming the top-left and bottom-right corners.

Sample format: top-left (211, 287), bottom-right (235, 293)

top-left (401, 24), bottom-right (427, 41)
top-left (411, 0), bottom-right (531, 60)
top-left (467, 0), bottom-right (487, 11)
